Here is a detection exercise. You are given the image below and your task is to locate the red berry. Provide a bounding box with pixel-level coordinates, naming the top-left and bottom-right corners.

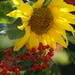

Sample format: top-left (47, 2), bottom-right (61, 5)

top-left (5, 59), bottom-right (10, 63)
top-left (31, 67), bottom-right (36, 71)
top-left (31, 55), bottom-right (35, 59)
top-left (9, 67), bottom-right (13, 71)
top-left (35, 54), bottom-right (40, 58)
top-left (40, 57), bottom-right (45, 62)
top-left (50, 48), bottom-right (54, 51)
top-left (16, 55), bottom-right (21, 59)
top-left (1, 61), bottom-right (5, 64)
top-left (48, 51), bottom-right (54, 57)
top-left (42, 46), bottom-right (46, 50)
top-left (39, 50), bottom-right (44, 54)
top-left (15, 71), bottom-right (20, 75)
top-left (12, 58), bottom-right (17, 63)
top-left (46, 45), bottom-right (50, 48)
top-left (3, 68), bottom-right (8, 73)
top-left (42, 64), bottom-right (47, 69)
top-left (26, 56), bottom-right (31, 60)
top-left (39, 42), bottom-right (43, 47)
top-left (5, 64), bottom-right (10, 68)
top-left (38, 66), bottom-right (43, 70)
top-left (32, 47), bottom-right (36, 52)
top-left (7, 73), bottom-right (11, 75)
top-left (32, 58), bottom-right (37, 62)
top-left (5, 49), bottom-right (12, 56)
top-left (26, 50), bottom-right (32, 55)
top-left (0, 63), bottom-right (5, 68)
top-left (12, 67), bottom-right (17, 73)
top-left (34, 64), bottom-right (39, 69)
top-left (46, 62), bottom-right (50, 67)
top-left (4, 55), bottom-right (9, 60)
top-left (44, 55), bottom-right (51, 62)
top-left (17, 65), bottom-right (22, 69)
top-left (0, 70), bottom-right (6, 74)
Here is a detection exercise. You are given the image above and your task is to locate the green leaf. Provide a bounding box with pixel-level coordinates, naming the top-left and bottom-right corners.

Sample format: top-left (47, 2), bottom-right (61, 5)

top-left (17, 47), bottom-right (27, 55)
top-left (0, 1), bottom-right (16, 24)
top-left (53, 68), bottom-right (59, 75)
top-left (0, 11), bottom-right (15, 24)
top-left (0, 51), bottom-right (4, 61)
top-left (0, 18), bottom-right (25, 40)
top-left (24, 71), bottom-right (33, 75)
top-left (68, 36), bottom-right (75, 44)
top-left (6, 19), bottom-right (25, 40)
top-left (69, 55), bottom-right (73, 63)
top-left (50, 64), bottom-right (59, 75)
top-left (73, 61), bottom-right (75, 65)
top-left (45, 67), bottom-right (51, 75)
top-left (6, 28), bottom-right (25, 40)
top-left (23, 0), bottom-right (27, 3)
top-left (20, 65), bottom-right (29, 71)
top-left (23, 60), bottom-right (33, 66)
top-left (70, 51), bottom-right (75, 58)
top-left (35, 70), bottom-right (46, 75)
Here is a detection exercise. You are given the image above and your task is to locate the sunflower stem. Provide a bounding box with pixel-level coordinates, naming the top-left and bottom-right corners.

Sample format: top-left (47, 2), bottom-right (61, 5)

top-left (42, 0), bottom-right (52, 7)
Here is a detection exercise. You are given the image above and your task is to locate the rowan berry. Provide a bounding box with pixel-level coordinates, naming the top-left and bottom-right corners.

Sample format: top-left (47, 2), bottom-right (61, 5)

top-left (31, 67), bottom-right (36, 71)
top-left (12, 58), bottom-right (17, 63)
top-left (38, 66), bottom-right (43, 70)
top-left (32, 47), bottom-right (36, 52)
top-left (34, 64), bottom-right (39, 69)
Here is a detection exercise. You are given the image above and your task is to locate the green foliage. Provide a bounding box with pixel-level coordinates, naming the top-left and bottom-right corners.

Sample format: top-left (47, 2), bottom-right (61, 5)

top-left (42, 0), bottom-right (52, 7)
top-left (0, 51), bottom-right (4, 61)
top-left (70, 51), bottom-right (75, 58)
top-left (16, 47), bottom-right (27, 55)
top-left (43, 67), bottom-right (51, 75)
top-left (0, 1), bottom-right (16, 24)
top-left (0, 1), bottom-right (25, 40)
top-left (0, 18), bottom-right (25, 40)
top-left (24, 71), bottom-right (33, 75)
top-left (68, 36), bottom-right (75, 44)
top-left (50, 64), bottom-right (60, 75)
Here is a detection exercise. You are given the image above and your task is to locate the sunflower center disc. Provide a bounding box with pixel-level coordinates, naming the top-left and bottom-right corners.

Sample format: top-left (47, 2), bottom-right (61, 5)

top-left (29, 8), bottom-right (53, 35)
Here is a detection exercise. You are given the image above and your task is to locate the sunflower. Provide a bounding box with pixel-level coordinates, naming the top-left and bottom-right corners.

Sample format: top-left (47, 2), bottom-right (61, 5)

top-left (7, 0), bottom-right (75, 51)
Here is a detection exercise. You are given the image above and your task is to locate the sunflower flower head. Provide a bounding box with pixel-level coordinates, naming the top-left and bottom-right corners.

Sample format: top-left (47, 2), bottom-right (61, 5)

top-left (7, 0), bottom-right (75, 51)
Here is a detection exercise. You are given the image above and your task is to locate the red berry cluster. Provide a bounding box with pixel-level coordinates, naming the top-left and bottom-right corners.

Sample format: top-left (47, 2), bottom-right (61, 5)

top-left (16, 43), bottom-right (54, 71)
top-left (0, 43), bottom-right (54, 74)
top-left (64, 0), bottom-right (75, 13)
top-left (0, 49), bottom-right (22, 75)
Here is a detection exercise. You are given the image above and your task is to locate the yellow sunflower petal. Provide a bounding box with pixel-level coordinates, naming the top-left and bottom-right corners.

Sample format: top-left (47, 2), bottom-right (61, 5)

top-left (47, 33), bottom-right (56, 49)
top-left (6, 10), bottom-right (25, 18)
top-left (49, 8), bottom-right (75, 26)
top-left (14, 26), bottom-right (30, 51)
top-left (60, 30), bottom-right (68, 45)
top-left (48, 28), bottom-right (67, 48)
top-left (17, 4), bottom-right (33, 16)
top-left (42, 34), bottom-right (51, 45)
top-left (18, 21), bottom-right (28, 30)
top-left (53, 0), bottom-right (63, 1)
top-left (55, 19), bottom-right (75, 33)
top-left (56, 12), bottom-right (75, 24)
top-left (57, 29), bottom-right (68, 45)
top-left (34, 0), bottom-right (45, 8)
top-left (12, 0), bottom-right (24, 5)
top-left (53, 26), bottom-right (68, 45)
top-left (29, 32), bottom-right (39, 49)
top-left (48, 1), bottom-right (75, 12)
top-left (49, 7), bottom-right (75, 24)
